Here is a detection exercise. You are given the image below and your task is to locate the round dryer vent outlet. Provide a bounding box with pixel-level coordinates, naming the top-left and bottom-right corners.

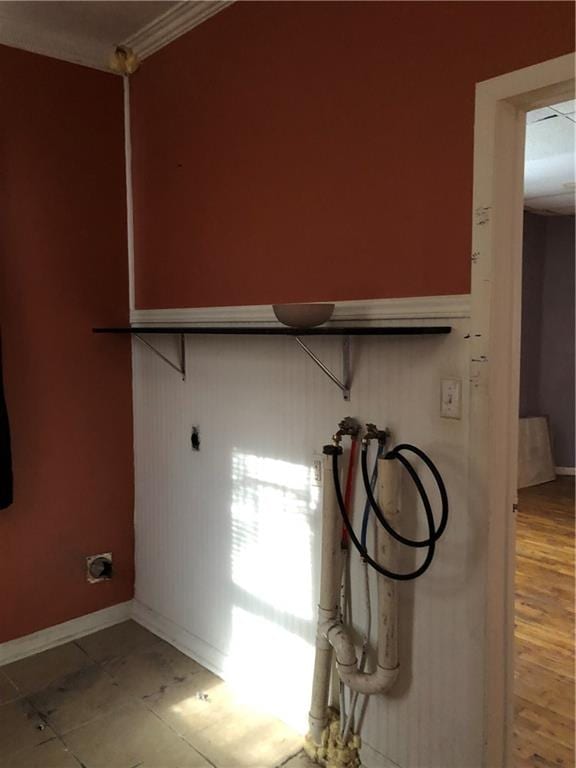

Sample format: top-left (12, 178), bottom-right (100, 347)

top-left (86, 553), bottom-right (113, 583)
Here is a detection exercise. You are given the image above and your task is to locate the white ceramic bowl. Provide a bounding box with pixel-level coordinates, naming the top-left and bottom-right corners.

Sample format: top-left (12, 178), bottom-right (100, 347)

top-left (272, 303), bottom-right (335, 328)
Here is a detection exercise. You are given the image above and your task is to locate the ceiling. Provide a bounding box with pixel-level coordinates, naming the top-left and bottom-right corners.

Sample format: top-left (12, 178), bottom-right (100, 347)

top-left (525, 100), bottom-right (575, 216)
top-left (0, 1), bottom-right (229, 70)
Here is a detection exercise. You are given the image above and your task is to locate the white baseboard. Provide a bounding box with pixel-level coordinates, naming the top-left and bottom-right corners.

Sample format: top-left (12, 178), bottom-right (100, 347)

top-left (556, 466), bottom-right (576, 476)
top-left (132, 599), bottom-right (226, 680)
top-left (0, 601), bottom-right (133, 667)
top-left (130, 294), bottom-right (471, 327)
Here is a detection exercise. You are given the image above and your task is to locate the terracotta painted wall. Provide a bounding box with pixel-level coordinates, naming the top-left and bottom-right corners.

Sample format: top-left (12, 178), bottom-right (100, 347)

top-left (0, 46), bottom-right (134, 643)
top-left (131, 1), bottom-right (575, 310)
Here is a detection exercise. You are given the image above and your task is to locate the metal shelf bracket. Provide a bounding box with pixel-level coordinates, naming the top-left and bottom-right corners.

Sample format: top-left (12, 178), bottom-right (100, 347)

top-left (295, 335), bottom-right (351, 400)
top-left (95, 325), bottom-right (451, 396)
top-left (134, 333), bottom-right (186, 381)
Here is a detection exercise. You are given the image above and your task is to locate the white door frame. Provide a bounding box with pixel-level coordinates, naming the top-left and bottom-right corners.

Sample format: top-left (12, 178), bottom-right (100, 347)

top-left (469, 53), bottom-right (575, 768)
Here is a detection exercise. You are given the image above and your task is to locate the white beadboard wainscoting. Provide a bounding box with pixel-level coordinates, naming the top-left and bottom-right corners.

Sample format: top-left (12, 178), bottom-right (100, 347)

top-left (132, 301), bottom-right (483, 768)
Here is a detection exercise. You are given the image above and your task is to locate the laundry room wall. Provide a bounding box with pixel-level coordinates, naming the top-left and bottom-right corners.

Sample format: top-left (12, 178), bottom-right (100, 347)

top-left (129, 1), bottom-right (574, 309)
top-left (131, 309), bottom-right (475, 767)
top-left (0, 44), bottom-right (134, 642)
top-left (128, 3), bottom-right (574, 766)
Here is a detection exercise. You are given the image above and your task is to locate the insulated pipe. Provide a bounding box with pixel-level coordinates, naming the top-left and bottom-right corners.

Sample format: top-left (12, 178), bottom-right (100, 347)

top-left (342, 436), bottom-right (359, 547)
top-left (328, 546), bottom-right (345, 713)
top-left (308, 447), bottom-right (343, 745)
top-left (325, 457), bottom-right (400, 695)
top-left (375, 456), bottom-right (400, 673)
top-left (330, 436), bottom-right (359, 712)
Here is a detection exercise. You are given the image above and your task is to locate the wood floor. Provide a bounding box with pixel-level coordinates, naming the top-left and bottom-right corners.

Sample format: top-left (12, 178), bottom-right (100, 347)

top-left (515, 476), bottom-right (575, 768)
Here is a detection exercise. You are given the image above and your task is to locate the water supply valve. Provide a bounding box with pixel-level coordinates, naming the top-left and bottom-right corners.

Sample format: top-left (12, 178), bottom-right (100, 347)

top-left (363, 423), bottom-right (390, 446)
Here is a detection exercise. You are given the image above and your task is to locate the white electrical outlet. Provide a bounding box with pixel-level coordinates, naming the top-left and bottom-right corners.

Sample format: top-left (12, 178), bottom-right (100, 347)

top-left (441, 378), bottom-right (461, 419)
top-left (312, 456), bottom-right (323, 485)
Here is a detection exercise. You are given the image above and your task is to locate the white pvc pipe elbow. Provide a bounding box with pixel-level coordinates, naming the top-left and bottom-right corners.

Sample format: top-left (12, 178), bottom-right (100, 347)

top-left (325, 621), bottom-right (399, 695)
top-left (324, 457), bottom-right (401, 697)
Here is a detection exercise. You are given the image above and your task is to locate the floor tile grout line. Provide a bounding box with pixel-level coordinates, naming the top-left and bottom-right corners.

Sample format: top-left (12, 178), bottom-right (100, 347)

top-left (2, 622), bottom-right (304, 768)
top-left (50, 659), bottom-right (214, 757)
top-left (11, 639), bottom-right (206, 742)
top-left (143, 696), bottom-right (221, 768)
top-left (53, 675), bottom-right (151, 740)
top-left (276, 748), bottom-right (307, 767)
top-left (0, 670), bottom-right (22, 705)
top-left (24, 640), bottom-right (152, 744)
top-left (3, 734), bottom-right (86, 768)
top-left (0, 665), bottom-right (24, 699)
top-left (1, 644), bottom-right (97, 699)
top-left (38, 645), bottom-right (168, 767)
top-left (5, 693), bottom-right (86, 768)
top-left (72, 639), bottom-right (95, 661)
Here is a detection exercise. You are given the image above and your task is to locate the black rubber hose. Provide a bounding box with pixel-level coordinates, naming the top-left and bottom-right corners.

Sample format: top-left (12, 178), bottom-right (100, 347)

top-left (360, 442), bottom-right (385, 549)
top-left (331, 450), bottom-right (436, 581)
top-left (390, 443), bottom-right (449, 540)
top-left (360, 445), bottom-right (439, 547)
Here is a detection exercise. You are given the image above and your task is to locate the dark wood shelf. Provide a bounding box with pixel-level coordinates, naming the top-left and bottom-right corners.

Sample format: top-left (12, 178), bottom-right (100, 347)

top-left (93, 326), bottom-right (452, 336)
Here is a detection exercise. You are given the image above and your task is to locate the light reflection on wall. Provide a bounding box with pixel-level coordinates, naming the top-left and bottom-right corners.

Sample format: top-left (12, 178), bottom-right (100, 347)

top-left (225, 607), bottom-right (315, 732)
top-left (225, 450), bottom-right (319, 731)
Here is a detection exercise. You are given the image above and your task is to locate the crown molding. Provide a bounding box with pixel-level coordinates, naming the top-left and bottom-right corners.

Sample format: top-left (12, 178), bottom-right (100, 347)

top-left (123, 1), bottom-right (234, 62)
top-left (130, 294), bottom-right (471, 327)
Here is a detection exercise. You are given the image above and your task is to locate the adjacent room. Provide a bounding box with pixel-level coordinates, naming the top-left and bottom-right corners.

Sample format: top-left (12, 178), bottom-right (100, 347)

top-left (0, 3), bottom-right (574, 768)
top-left (516, 101), bottom-right (575, 768)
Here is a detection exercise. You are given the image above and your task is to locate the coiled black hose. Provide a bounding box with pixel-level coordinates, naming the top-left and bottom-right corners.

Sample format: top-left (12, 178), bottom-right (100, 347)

top-left (360, 443), bottom-right (448, 548)
top-left (329, 441), bottom-right (448, 581)
top-left (330, 448), bottom-right (435, 581)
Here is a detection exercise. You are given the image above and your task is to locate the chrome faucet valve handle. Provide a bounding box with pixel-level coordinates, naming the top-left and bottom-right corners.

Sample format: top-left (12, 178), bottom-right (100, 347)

top-left (337, 417), bottom-right (361, 439)
top-left (364, 423), bottom-right (390, 446)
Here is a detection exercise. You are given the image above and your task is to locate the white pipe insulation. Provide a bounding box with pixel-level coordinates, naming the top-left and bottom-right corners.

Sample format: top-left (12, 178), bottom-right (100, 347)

top-left (326, 457), bottom-right (399, 695)
top-left (308, 450), bottom-right (343, 745)
top-left (308, 452), bottom-right (400, 745)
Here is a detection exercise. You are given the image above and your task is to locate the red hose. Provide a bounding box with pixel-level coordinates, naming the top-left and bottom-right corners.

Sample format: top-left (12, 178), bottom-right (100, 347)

top-left (341, 437), bottom-right (359, 547)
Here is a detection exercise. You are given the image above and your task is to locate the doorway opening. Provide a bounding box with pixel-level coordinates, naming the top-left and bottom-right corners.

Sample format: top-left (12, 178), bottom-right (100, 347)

top-left (469, 54), bottom-right (574, 768)
top-left (515, 99), bottom-right (575, 768)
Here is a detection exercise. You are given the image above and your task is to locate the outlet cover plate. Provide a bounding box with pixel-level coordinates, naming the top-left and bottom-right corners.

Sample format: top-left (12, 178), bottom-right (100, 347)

top-left (312, 455), bottom-right (323, 486)
top-left (441, 378), bottom-right (462, 419)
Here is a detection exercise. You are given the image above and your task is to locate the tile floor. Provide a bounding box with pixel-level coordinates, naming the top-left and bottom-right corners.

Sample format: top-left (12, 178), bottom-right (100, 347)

top-left (0, 621), bottom-right (313, 768)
